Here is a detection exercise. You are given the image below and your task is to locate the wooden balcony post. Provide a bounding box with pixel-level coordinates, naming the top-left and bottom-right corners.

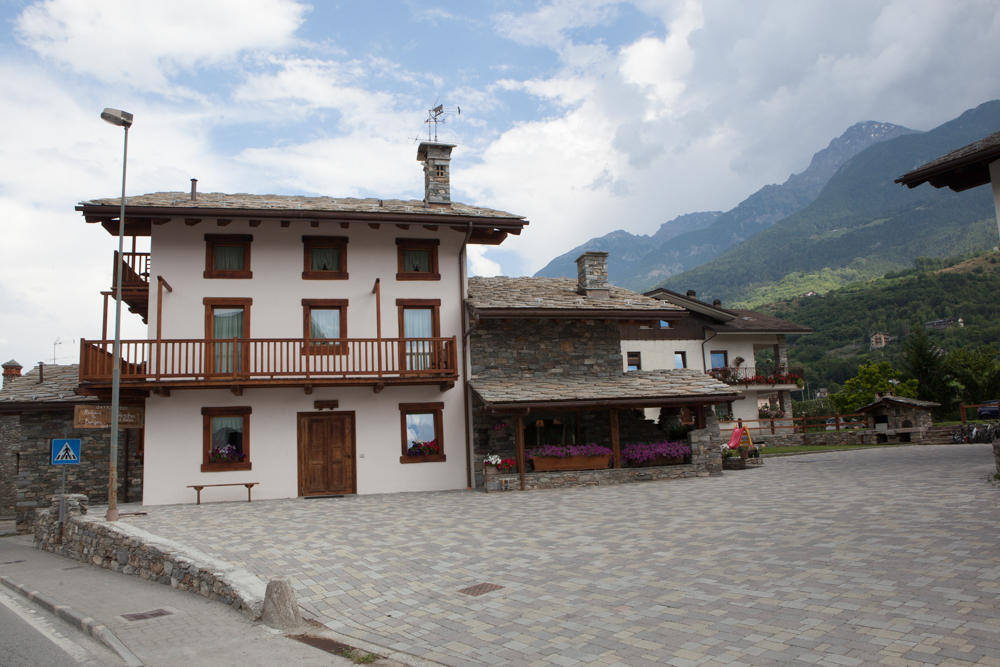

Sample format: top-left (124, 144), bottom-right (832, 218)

top-left (609, 408), bottom-right (621, 468)
top-left (372, 279), bottom-right (382, 375)
top-left (514, 414), bottom-right (526, 491)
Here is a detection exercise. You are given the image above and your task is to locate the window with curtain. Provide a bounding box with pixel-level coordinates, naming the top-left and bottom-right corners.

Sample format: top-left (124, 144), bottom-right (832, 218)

top-left (302, 299), bottom-right (348, 354)
top-left (212, 307), bottom-right (244, 373)
top-left (204, 234), bottom-right (252, 278)
top-left (403, 307), bottom-right (433, 370)
top-left (396, 238), bottom-right (440, 280)
top-left (399, 402), bottom-right (444, 462)
top-left (201, 406), bottom-right (251, 471)
top-left (302, 236), bottom-right (348, 279)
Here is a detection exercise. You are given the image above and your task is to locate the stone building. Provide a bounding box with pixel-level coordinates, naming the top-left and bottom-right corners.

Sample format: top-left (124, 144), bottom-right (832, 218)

top-left (467, 252), bottom-right (741, 490)
top-left (0, 361), bottom-right (142, 531)
top-left (856, 395), bottom-right (939, 442)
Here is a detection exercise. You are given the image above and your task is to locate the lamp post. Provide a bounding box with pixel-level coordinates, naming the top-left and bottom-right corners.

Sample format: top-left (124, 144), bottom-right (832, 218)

top-left (101, 107), bottom-right (133, 522)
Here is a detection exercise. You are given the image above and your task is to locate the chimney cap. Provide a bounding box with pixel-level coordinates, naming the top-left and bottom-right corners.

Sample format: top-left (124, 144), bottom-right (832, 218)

top-left (416, 141), bottom-right (456, 162)
top-left (2, 359), bottom-right (22, 370)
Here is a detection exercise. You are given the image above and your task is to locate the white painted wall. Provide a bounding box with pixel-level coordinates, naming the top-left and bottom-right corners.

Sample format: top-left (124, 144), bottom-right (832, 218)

top-left (141, 218), bottom-right (469, 504)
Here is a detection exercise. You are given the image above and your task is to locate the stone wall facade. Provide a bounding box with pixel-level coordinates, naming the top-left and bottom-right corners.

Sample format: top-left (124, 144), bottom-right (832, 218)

top-left (33, 494), bottom-right (262, 618)
top-left (1, 409), bottom-right (142, 531)
top-left (0, 415), bottom-right (19, 520)
top-left (471, 319), bottom-right (624, 379)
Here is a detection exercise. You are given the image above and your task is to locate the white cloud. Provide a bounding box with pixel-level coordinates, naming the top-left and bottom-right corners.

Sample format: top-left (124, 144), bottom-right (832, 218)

top-left (15, 0), bottom-right (307, 90)
top-left (467, 246), bottom-right (502, 276)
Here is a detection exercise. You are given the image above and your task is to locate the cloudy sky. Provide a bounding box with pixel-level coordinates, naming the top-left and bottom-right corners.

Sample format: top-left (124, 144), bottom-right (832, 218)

top-left (2, 0), bottom-right (999, 369)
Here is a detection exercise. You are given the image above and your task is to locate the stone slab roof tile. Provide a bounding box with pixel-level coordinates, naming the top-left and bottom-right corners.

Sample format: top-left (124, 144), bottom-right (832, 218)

top-left (471, 369), bottom-right (738, 405)
top-left (0, 365), bottom-right (93, 404)
top-left (468, 277), bottom-right (684, 312)
top-left (80, 192), bottom-right (524, 220)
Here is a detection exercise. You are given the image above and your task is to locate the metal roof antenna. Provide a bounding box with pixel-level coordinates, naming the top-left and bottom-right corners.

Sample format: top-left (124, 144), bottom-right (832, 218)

top-left (424, 103), bottom-right (460, 142)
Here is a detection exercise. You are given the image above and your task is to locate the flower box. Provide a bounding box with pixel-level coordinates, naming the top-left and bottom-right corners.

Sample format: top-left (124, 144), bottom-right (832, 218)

top-left (531, 454), bottom-right (611, 472)
top-left (722, 457), bottom-right (746, 470)
top-left (626, 455), bottom-right (687, 468)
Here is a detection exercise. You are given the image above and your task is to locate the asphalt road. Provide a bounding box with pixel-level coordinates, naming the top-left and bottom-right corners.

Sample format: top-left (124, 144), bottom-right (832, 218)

top-left (0, 587), bottom-right (114, 666)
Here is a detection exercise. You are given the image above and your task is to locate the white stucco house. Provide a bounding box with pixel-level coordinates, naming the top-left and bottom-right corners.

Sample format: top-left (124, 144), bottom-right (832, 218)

top-left (76, 142), bottom-right (527, 505)
top-left (620, 288), bottom-right (811, 424)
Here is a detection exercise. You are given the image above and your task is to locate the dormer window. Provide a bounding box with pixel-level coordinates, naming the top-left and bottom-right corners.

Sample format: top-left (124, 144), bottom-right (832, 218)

top-left (302, 236), bottom-right (348, 280)
top-left (396, 238), bottom-right (440, 281)
top-left (204, 234), bottom-right (252, 279)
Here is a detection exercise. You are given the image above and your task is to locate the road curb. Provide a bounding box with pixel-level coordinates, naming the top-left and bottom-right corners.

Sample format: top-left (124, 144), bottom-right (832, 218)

top-left (0, 574), bottom-right (144, 666)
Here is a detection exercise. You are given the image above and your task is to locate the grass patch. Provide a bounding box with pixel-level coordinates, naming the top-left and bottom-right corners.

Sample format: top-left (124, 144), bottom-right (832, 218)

top-left (762, 442), bottom-right (908, 456)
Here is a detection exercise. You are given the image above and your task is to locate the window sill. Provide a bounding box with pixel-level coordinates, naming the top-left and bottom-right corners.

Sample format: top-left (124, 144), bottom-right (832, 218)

top-left (201, 461), bottom-right (252, 472)
top-left (204, 271), bottom-right (253, 279)
top-left (396, 272), bottom-right (441, 281)
top-left (302, 271), bottom-right (349, 280)
top-left (399, 454), bottom-right (446, 464)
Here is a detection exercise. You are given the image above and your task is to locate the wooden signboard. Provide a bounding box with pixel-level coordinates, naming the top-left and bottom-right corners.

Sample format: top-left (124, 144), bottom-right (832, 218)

top-left (73, 404), bottom-right (145, 429)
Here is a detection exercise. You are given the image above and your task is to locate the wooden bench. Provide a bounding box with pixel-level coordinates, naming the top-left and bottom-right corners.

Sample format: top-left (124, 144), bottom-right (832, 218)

top-left (187, 482), bottom-right (259, 505)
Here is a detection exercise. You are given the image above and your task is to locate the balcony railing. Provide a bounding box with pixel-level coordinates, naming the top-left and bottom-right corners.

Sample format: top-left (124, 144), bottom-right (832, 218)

top-left (79, 337), bottom-right (458, 386)
top-left (112, 251), bottom-right (150, 290)
top-left (707, 365), bottom-right (802, 386)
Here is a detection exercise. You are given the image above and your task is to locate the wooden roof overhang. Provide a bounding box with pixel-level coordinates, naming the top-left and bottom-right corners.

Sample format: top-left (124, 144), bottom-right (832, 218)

top-left (76, 203), bottom-right (526, 245)
top-left (895, 133), bottom-right (1000, 192)
top-left (476, 393), bottom-right (742, 413)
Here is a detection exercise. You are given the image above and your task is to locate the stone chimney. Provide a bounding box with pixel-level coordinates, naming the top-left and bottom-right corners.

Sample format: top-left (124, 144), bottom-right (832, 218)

top-left (575, 251), bottom-right (610, 299)
top-left (416, 142), bottom-right (455, 207)
top-left (2, 359), bottom-right (22, 388)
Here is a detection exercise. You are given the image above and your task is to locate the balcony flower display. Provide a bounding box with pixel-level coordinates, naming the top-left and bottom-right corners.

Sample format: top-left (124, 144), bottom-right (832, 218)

top-left (623, 441), bottom-right (691, 466)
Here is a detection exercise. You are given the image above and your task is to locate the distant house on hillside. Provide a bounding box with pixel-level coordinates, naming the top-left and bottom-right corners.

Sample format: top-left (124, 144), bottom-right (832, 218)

top-left (924, 317), bottom-right (964, 331)
top-left (869, 332), bottom-right (893, 349)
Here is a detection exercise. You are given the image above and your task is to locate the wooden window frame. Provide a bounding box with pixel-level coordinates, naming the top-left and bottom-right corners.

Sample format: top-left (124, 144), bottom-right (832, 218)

top-left (396, 238), bottom-right (440, 281)
top-left (710, 350), bottom-right (729, 369)
top-left (302, 235), bottom-right (348, 280)
top-left (204, 297), bottom-right (252, 375)
top-left (396, 299), bottom-right (442, 372)
top-left (204, 234), bottom-right (252, 279)
top-left (674, 351), bottom-right (687, 369)
top-left (201, 406), bottom-right (252, 472)
top-left (626, 351), bottom-right (641, 372)
top-left (302, 298), bottom-right (348, 354)
top-left (399, 402), bottom-right (445, 463)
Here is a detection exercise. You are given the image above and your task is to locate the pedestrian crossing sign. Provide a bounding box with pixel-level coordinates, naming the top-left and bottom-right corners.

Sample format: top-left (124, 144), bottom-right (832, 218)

top-left (51, 439), bottom-right (82, 465)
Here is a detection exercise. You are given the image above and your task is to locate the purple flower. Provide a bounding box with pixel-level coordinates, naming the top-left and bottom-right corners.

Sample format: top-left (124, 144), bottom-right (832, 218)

top-left (621, 441), bottom-right (690, 463)
top-left (526, 443), bottom-right (612, 459)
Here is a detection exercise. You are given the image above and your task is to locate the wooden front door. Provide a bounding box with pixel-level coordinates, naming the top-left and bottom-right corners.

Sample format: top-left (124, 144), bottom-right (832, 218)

top-left (297, 412), bottom-right (356, 496)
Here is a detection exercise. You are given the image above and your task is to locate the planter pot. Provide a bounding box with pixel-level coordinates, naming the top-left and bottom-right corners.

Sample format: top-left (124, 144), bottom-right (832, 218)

top-left (626, 455), bottom-right (687, 468)
top-left (722, 457), bottom-right (746, 470)
top-left (530, 455), bottom-right (611, 472)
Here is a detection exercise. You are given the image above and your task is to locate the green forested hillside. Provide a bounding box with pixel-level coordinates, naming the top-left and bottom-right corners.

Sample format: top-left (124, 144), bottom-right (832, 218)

top-left (763, 252), bottom-right (1000, 392)
top-left (661, 101), bottom-right (1000, 305)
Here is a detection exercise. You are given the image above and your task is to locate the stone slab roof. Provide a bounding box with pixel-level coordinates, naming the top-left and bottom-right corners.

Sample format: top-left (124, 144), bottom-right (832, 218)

top-left (896, 130), bottom-right (1000, 192)
top-left (79, 192), bottom-right (524, 221)
top-left (0, 364), bottom-right (93, 407)
top-left (471, 369), bottom-right (739, 407)
top-left (713, 309), bottom-right (813, 334)
top-left (857, 395), bottom-right (941, 412)
top-left (468, 277), bottom-right (685, 313)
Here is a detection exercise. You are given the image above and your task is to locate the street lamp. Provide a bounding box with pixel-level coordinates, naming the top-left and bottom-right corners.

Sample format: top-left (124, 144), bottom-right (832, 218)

top-left (101, 107), bottom-right (133, 522)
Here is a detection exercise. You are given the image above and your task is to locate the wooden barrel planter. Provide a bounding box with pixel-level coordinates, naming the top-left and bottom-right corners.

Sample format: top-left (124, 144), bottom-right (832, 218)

top-left (530, 455), bottom-right (611, 472)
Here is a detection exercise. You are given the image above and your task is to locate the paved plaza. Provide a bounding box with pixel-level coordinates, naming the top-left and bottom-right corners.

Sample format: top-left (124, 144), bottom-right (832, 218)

top-left (120, 445), bottom-right (1000, 666)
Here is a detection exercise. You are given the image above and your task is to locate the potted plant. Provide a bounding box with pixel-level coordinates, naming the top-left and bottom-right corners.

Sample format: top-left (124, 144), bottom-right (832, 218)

top-left (526, 443), bottom-right (612, 471)
top-left (622, 441), bottom-right (691, 467)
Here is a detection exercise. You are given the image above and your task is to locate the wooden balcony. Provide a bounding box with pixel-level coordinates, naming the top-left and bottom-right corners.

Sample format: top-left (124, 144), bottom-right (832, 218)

top-left (110, 251), bottom-right (151, 322)
top-left (79, 336), bottom-right (458, 395)
top-left (706, 365), bottom-right (803, 388)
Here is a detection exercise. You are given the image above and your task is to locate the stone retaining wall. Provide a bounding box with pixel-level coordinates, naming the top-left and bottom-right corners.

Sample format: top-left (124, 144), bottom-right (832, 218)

top-left (33, 494), bottom-right (263, 618)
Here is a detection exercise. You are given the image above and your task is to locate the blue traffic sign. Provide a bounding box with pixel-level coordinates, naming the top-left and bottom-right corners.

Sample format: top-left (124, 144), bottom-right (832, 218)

top-left (51, 439), bottom-right (81, 465)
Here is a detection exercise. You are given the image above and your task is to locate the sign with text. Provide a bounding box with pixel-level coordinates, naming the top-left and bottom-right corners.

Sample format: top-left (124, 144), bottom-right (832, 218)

top-left (73, 404), bottom-right (145, 429)
top-left (51, 439), bottom-right (82, 465)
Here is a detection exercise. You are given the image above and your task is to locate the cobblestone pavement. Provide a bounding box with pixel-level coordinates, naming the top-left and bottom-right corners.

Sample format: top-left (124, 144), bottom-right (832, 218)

top-left (122, 445), bottom-right (1000, 666)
